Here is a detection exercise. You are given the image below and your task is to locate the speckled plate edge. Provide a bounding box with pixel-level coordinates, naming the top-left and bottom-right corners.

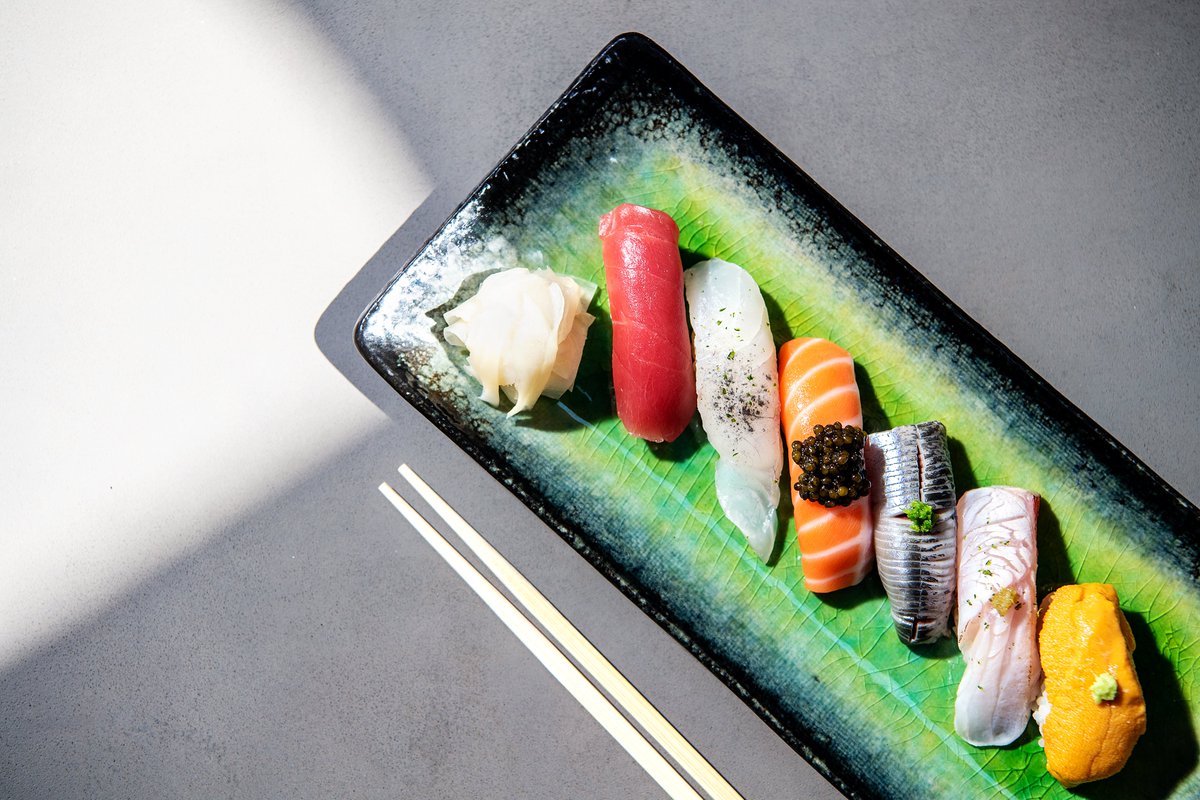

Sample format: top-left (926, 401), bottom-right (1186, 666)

top-left (354, 32), bottom-right (1200, 800)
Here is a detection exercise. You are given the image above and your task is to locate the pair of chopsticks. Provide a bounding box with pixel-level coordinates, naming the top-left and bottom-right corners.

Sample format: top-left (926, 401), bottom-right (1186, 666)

top-left (380, 465), bottom-right (743, 800)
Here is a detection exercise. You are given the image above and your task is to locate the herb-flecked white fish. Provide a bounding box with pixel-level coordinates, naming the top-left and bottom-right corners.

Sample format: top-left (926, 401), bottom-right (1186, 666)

top-left (684, 259), bottom-right (782, 562)
top-left (954, 486), bottom-right (1041, 747)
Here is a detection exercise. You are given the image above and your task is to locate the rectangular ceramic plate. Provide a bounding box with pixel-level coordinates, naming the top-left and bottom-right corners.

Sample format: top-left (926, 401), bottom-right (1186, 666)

top-left (356, 33), bottom-right (1200, 799)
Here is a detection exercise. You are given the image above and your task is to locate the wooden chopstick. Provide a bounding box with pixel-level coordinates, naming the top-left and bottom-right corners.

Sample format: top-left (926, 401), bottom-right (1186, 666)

top-left (378, 482), bottom-right (703, 800)
top-left (396, 465), bottom-right (745, 800)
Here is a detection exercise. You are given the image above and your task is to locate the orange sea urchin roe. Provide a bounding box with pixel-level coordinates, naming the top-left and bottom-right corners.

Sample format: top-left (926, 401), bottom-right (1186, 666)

top-left (1038, 583), bottom-right (1147, 787)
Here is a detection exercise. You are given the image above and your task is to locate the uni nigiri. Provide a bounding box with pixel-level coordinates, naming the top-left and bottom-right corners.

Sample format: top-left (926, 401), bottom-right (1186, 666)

top-left (954, 486), bottom-right (1041, 746)
top-left (1035, 583), bottom-right (1146, 787)
top-left (684, 258), bottom-right (782, 561)
top-left (779, 338), bottom-right (874, 593)
top-left (598, 204), bottom-right (696, 442)
top-left (867, 421), bottom-right (957, 645)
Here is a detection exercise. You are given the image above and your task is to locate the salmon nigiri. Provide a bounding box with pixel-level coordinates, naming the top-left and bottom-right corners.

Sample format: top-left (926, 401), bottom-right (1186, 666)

top-left (779, 338), bottom-right (874, 593)
top-left (598, 204), bottom-right (696, 442)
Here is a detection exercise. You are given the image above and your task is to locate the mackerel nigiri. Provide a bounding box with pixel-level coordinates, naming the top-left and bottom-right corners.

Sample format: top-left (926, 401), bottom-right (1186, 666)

top-left (598, 204), bottom-right (696, 442)
top-left (684, 259), bottom-right (782, 561)
top-left (954, 486), bottom-right (1041, 746)
top-left (868, 421), bottom-right (957, 645)
top-left (779, 338), bottom-right (874, 592)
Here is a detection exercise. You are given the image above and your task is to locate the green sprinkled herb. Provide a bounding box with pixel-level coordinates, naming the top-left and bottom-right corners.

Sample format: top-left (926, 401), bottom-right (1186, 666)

top-left (981, 569), bottom-right (994, 577)
top-left (905, 501), bottom-right (934, 533)
top-left (727, 351), bottom-right (736, 360)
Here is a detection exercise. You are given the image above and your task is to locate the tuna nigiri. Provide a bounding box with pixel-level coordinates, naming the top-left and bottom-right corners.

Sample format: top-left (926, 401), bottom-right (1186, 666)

top-left (778, 338), bottom-right (874, 593)
top-left (684, 259), bottom-right (782, 561)
top-left (598, 204), bottom-right (696, 442)
top-left (868, 420), bottom-right (957, 644)
top-left (954, 486), bottom-right (1041, 746)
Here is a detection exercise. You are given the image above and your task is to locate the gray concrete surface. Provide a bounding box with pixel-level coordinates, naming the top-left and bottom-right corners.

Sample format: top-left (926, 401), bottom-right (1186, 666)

top-left (2, 2), bottom-right (1197, 799)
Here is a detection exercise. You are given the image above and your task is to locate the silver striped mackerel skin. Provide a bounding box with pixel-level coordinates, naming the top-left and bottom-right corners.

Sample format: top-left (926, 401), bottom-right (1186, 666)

top-left (867, 421), bottom-right (957, 645)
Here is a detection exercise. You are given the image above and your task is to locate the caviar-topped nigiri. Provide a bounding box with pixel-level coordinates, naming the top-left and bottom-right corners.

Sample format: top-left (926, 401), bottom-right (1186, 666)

top-left (779, 338), bottom-right (874, 593)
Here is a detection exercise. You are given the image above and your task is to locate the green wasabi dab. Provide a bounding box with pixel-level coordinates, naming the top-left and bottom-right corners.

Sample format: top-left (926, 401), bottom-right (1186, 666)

top-left (905, 500), bottom-right (934, 533)
top-left (1091, 671), bottom-right (1118, 703)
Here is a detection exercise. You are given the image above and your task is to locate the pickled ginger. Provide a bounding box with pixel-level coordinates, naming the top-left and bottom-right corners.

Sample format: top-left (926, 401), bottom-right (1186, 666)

top-left (444, 267), bottom-right (596, 416)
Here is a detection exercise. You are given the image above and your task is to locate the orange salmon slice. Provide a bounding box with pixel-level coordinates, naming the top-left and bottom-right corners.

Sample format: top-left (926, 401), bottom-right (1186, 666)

top-left (778, 337), bottom-right (873, 592)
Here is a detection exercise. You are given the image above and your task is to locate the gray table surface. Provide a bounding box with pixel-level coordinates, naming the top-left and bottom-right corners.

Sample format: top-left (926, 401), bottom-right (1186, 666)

top-left (3, 2), bottom-right (1197, 798)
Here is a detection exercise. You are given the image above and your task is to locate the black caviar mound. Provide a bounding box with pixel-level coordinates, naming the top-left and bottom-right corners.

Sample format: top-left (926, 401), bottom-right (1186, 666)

top-left (791, 421), bottom-right (870, 508)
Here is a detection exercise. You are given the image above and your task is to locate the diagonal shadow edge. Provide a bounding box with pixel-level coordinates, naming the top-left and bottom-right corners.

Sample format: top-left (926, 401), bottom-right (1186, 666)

top-left (313, 187), bottom-right (465, 415)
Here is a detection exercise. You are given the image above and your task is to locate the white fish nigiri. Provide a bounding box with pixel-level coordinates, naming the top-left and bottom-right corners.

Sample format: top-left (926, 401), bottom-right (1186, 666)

top-left (684, 259), bottom-right (782, 561)
top-left (954, 486), bottom-right (1041, 746)
top-left (444, 267), bottom-right (596, 416)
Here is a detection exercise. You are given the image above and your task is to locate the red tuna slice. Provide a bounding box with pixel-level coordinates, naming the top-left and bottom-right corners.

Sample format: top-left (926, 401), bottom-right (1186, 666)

top-left (598, 204), bottom-right (697, 442)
